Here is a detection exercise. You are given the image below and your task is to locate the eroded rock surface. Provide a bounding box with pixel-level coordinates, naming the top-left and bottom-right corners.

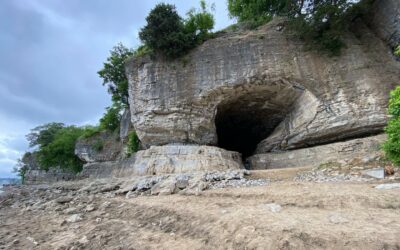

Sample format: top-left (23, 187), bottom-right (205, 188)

top-left (75, 131), bottom-right (122, 163)
top-left (249, 134), bottom-right (385, 170)
top-left (133, 145), bottom-right (243, 175)
top-left (126, 18), bottom-right (400, 156)
top-left (367, 0), bottom-right (400, 48)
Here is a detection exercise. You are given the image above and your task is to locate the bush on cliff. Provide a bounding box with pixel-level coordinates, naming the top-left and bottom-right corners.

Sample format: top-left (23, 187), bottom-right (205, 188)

top-left (127, 130), bottom-right (140, 157)
top-left (227, 0), bottom-right (372, 55)
top-left (139, 1), bottom-right (214, 59)
top-left (383, 86), bottom-right (400, 165)
top-left (99, 104), bottom-right (122, 132)
top-left (395, 45), bottom-right (400, 57)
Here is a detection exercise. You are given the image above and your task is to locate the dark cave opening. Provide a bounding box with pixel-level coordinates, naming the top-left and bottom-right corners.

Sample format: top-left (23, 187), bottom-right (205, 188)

top-left (215, 95), bottom-right (288, 159)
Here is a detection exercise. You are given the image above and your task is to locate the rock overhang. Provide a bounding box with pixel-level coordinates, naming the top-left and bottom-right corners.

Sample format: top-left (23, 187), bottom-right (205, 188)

top-left (125, 18), bottom-right (400, 165)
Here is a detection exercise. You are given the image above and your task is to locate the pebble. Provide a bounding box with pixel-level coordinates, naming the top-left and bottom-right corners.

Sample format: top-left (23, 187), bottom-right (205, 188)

top-left (329, 214), bottom-right (349, 224)
top-left (262, 203), bottom-right (282, 213)
top-left (66, 214), bottom-right (83, 223)
top-left (55, 196), bottom-right (73, 204)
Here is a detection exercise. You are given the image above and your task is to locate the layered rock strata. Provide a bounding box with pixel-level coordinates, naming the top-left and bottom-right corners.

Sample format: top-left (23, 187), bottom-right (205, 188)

top-left (126, 18), bottom-right (400, 157)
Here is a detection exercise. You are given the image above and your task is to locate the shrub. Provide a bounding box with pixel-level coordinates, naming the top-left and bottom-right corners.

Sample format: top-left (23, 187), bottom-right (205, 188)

top-left (127, 131), bottom-right (140, 156)
top-left (133, 44), bottom-right (153, 58)
top-left (227, 0), bottom-right (371, 55)
top-left (228, 0), bottom-right (286, 23)
top-left (383, 86), bottom-right (400, 165)
top-left (80, 125), bottom-right (101, 139)
top-left (13, 154), bottom-right (29, 184)
top-left (185, 0), bottom-right (215, 43)
top-left (395, 45), bottom-right (400, 57)
top-left (99, 104), bottom-right (122, 131)
top-left (93, 139), bottom-right (104, 151)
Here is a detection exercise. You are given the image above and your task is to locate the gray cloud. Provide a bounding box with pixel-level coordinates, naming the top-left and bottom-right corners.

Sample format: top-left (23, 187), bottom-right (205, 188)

top-left (0, 0), bottom-right (232, 178)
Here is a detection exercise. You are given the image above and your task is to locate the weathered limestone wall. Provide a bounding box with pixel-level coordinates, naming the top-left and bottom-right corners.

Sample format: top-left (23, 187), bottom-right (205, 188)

top-left (126, 18), bottom-right (400, 153)
top-left (75, 131), bottom-right (123, 163)
top-left (367, 0), bottom-right (400, 48)
top-left (249, 134), bottom-right (385, 169)
top-left (79, 145), bottom-right (242, 178)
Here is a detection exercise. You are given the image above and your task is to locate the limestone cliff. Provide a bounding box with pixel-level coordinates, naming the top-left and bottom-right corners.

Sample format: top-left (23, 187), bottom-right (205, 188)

top-left (126, 17), bottom-right (400, 161)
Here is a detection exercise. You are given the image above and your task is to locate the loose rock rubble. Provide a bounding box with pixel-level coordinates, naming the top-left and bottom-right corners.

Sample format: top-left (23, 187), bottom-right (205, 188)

top-left (294, 163), bottom-right (399, 183)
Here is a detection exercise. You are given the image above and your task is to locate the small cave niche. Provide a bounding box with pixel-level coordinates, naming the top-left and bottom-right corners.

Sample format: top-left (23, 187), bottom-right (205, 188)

top-left (215, 85), bottom-right (303, 159)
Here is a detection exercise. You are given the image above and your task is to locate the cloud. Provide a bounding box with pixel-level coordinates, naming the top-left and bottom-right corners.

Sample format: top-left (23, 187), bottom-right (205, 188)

top-left (0, 0), bottom-right (233, 178)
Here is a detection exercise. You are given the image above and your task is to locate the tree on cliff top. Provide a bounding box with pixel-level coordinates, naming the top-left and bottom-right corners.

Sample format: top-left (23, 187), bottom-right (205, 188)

top-left (139, 3), bottom-right (193, 58)
top-left (98, 43), bottom-right (133, 107)
top-left (227, 0), bottom-right (371, 55)
top-left (139, 1), bottom-right (214, 59)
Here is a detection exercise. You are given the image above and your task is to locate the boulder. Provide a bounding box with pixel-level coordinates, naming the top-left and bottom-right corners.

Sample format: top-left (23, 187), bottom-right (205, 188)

top-left (132, 145), bottom-right (243, 176)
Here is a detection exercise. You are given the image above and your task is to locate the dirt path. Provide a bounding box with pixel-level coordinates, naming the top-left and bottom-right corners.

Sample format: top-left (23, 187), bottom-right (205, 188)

top-left (1, 175), bottom-right (400, 249)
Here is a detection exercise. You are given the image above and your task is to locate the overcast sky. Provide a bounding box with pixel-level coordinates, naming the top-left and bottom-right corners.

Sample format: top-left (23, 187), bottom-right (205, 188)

top-left (0, 0), bottom-right (233, 178)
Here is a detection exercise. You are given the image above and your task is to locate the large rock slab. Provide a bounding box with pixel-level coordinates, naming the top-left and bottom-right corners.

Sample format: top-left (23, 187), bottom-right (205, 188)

top-left (132, 145), bottom-right (243, 175)
top-left (248, 134), bottom-right (385, 169)
top-left (79, 145), bottom-right (242, 178)
top-left (126, 18), bottom-right (400, 152)
top-left (79, 156), bottom-right (137, 179)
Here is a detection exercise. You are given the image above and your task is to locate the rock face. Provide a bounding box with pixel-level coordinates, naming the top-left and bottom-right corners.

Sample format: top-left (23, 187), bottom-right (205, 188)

top-left (126, 18), bottom-right (400, 159)
top-left (119, 108), bottom-right (133, 143)
top-left (75, 131), bottom-right (123, 163)
top-left (79, 145), bottom-right (242, 178)
top-left (133, 145), bottom-right (243, 175)
top-left (367, 0), bottom-right (400, 48)
top-left (248, 134), bottom-right (385, 169)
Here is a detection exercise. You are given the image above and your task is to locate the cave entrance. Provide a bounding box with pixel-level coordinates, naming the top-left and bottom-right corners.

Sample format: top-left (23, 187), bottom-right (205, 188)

top-left (215, 85), bottom-right (303, 158)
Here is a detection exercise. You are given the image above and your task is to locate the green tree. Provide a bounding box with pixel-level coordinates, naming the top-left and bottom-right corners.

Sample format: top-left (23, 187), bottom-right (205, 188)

top-left (139, 2), bottom-right (215, 59)
top-left (13, 155), bottom-right (29, 184)
top-left (98, 43), bottom-right (133, 106)
top-left (26, 122), bottom-right (65, 148)
top-left (127, 130), bottom-right (140, 156)
top-left (228, 0), bottom-right (288, 23)
top-left (37, 126), bottom-right (85, 173)
top-left (227, 0), bottom-right (369, 55)
top-left (139, 3), bottom-right (193, 58)
top-left (383, 86), bottom-right (400, 165)
top-left (99, 104), bottom-right (122, 131)
top-left (185, 0), bottom-right (215, 44)
top-left (395, 45), bottom-right (400, 57)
